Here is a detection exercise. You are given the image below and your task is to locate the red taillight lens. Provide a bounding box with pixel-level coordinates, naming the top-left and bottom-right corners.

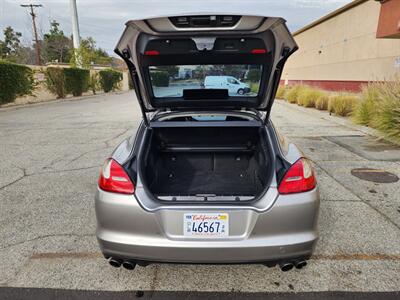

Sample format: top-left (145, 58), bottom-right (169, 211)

top-left (251, 49), bottom-right (267, 54)
top-left (144, 50), bottom-right (160, 56)
top-left (278, 158), bottom-right (316, 194)
top-left (98, 159), bottom-right (135, 194)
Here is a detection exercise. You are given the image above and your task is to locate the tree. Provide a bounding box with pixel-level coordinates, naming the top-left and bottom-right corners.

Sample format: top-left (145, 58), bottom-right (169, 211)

top-left (70, 37), bottom-right (112, 68)
top-left (156, 66), bottom-right (179, 78)
top-left (209, 65), bottom-right (246, 79)
top-left (42, 21), bottom-right (72, 63)
top-left (0, 41), bottom-right (6, 58)
top-left (1, 26), bottom-right (23, 61)
top-left (14, 46), bottom-right (36, 65)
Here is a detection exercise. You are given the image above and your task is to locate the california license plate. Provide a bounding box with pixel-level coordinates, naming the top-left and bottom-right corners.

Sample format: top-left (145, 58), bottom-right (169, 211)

top-left (183, 213), bottom-right (229, 238)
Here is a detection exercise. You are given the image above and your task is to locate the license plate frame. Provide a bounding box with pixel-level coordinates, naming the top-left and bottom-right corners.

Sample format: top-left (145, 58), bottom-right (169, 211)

top-left (183, 213), bottom-right (229, 238)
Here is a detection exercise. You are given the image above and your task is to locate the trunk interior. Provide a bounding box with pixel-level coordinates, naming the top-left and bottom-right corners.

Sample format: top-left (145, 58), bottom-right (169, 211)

top-left (142, 126), bottom-right (272, 200)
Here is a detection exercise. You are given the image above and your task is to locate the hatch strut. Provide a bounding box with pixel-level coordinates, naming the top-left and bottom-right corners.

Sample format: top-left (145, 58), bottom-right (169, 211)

top-left (115, 48), bottom-right (149, 126)
top-left (265, 46), bottom-right (296, 123)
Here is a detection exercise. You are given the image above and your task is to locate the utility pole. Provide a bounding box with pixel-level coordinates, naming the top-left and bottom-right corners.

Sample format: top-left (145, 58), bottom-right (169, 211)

top-left (20, 4), bottom-right (42, 65)
top-left (69, 0), bottom-right (81, 67)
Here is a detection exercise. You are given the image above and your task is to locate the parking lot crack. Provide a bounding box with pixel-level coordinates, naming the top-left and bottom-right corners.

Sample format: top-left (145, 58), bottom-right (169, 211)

top-left (38, 165), bottom-right (101, 174)
top-left (64, 145), bottom-right (110, 166)
top-left (0, 233), bottom-right (95, 251)
top-left (0, 176), bottom-right (25, 191)
top-left (104, 127), bottom-right (131, 147)
top-left (0, 164), bottom-right (31, 191)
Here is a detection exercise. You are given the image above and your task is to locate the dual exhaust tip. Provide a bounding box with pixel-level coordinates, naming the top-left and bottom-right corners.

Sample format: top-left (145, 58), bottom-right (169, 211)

top-left (109, 257), bottom-right (307, 272)
top-left (109, 258), bottom-right (136, 270)
top-left (279, 260), bottom-right (307, 272)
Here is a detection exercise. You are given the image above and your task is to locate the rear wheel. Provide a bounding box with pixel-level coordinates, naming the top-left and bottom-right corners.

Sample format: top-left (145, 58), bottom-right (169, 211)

top-left (237, 88), bottom-right (245, 95)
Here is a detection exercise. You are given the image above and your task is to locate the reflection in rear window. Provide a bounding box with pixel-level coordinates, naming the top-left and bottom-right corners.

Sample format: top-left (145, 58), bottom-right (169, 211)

top-left (149, 64), bottom-right (262, 98)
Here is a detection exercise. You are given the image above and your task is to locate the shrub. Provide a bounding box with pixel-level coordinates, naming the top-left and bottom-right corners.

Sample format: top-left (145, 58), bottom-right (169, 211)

top-left (99, 69), bottom-right (123, 92)
top-left (298, 87), bottom-right (325, 107)
top-left (328, 94), bottom-right (359, 116)
top-left (45, 67), bottom-right (67, 98)
top-left (249, 82), bottom-right (259, 94)
top-left (276, 85), bottom-right (286, 99)
top-left (315, 94), bottom-right (330, 110)
top-left (64, 68), bottom-right (90, 97)
top-left (247, 69), bottom-right (261, 82)
top-left (128, 74), bottom-right (134, 90)
top-left (286, 85), bottom-right (306, 104)
top-left (0, 60), bottom-right (35, 104)
top-left (371, 81), bottom-right (400, 144)
top-left (353, 83), bottom-right (378, 126)
top-left (88, 73), bottom-right (100, 94)
top-left (151, 71), bottom-right (169, 87)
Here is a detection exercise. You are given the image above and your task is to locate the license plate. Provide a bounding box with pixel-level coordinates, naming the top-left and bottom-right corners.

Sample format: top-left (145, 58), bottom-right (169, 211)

top-left (183, 213), bottom-right (229, 238)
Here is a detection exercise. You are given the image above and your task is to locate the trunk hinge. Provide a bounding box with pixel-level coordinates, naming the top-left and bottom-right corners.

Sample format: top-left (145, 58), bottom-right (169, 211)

top-left (115, 48), bottom-right (150, 127)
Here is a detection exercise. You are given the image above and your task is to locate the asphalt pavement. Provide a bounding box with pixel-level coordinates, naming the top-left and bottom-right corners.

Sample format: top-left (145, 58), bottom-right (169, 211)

top-left (0, 91), bottom-right (399, 297)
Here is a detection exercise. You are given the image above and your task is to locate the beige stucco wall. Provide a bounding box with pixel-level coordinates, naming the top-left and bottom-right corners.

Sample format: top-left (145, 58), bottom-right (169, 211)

top-left (9, 66), bottom-right (130, 107)
top-left (282, 0), bottom-right (400, 82)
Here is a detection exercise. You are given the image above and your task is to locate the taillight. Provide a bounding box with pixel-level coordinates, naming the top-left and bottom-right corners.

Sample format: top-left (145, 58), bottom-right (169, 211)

top-left (278, 158), bottom-right (316, 194)
top-left (144, 50), bottom-right (160, 56)
top-left (98, 159), bottom-right (135, 194)
top-left (251, 49), bottom-right (267, 54)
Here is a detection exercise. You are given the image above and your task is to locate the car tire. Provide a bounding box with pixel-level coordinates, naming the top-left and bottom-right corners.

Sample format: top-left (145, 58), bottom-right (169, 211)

top-left (237, 88), bottom-right (245, 95)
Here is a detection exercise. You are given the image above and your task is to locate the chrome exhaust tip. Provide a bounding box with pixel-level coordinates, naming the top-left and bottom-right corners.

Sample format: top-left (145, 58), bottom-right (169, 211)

top-left (294, 260), bottom-right (307, 269)
top-left (122, 261), bottom-right (136, 270)
top-left (108, 258), bottom-right (122, 268)
top-left (279, 262), bottom-right (294, 272)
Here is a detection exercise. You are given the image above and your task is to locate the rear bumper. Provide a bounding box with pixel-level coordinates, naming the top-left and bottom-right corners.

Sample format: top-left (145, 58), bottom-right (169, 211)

top-left (95, 188), bottom-right (319, 263)
top-left (98, 234), bottom-right (316, 263)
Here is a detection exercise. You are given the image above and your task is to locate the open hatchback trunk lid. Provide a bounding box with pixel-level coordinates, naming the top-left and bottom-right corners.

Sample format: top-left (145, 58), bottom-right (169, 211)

top-left (115, 10), bottom-right (298, 116)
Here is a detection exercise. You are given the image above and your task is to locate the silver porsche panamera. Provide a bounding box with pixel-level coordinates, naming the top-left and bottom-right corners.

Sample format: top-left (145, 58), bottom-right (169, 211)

top-left (95, 9), bottom-right (320, 272)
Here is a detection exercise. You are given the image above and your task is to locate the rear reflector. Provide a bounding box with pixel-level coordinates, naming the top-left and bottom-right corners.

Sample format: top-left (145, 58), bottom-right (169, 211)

top-left (144, 50), bottom-right (160, 56)
top-left (98, 159), bottom-right (135, 194)
top-left (278, 158), bottom-right (316, 194)
top-left (251, 49), bottom-right (267, 54)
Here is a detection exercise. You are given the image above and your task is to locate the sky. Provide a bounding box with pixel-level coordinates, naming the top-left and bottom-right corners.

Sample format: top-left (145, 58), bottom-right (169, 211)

top-left (0, 0), bottom-right (353, 55)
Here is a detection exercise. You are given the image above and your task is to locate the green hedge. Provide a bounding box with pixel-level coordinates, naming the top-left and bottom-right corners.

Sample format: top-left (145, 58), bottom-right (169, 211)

top-left (246, 69), bottom-right (261, 83)
top-left (45, 67), bottom-right (67, 98)
top-left (99, 69), bottom-right (123, 93)
top-left (0, 60), bottom-right (35, 104)
top-left (89, 73), bottom-right (100, 94)
top-left (64, 68), bottom-right (90, 96)
top-left (151, 71), bottom-right (169, 87)
top-left (45, 67), bottom-right (90, 98)
top-left (128, 74), bottom-right (134, 90)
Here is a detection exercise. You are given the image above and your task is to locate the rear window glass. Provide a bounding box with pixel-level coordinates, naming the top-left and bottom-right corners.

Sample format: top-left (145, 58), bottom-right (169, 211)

top-left (149, 64), bottom-right (262, 98)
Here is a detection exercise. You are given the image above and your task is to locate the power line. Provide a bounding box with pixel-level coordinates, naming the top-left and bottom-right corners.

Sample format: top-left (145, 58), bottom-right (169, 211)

top-left (20, 3), bottom-right (42, 65)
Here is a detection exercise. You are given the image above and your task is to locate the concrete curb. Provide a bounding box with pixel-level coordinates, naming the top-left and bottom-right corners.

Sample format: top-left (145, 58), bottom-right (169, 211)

top-left (0, 90), bottom-right (133, 112)
top-left (275, 99), bottom-right (382, 138)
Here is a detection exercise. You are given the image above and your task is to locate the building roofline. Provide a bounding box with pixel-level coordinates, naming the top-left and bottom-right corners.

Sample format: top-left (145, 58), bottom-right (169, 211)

top-left (292, 0), bottom-right (369, 36)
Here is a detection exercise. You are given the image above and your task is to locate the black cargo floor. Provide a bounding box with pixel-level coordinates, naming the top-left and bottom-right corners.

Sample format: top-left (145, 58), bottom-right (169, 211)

top-left (152, 170), bottom-right (260, 196)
